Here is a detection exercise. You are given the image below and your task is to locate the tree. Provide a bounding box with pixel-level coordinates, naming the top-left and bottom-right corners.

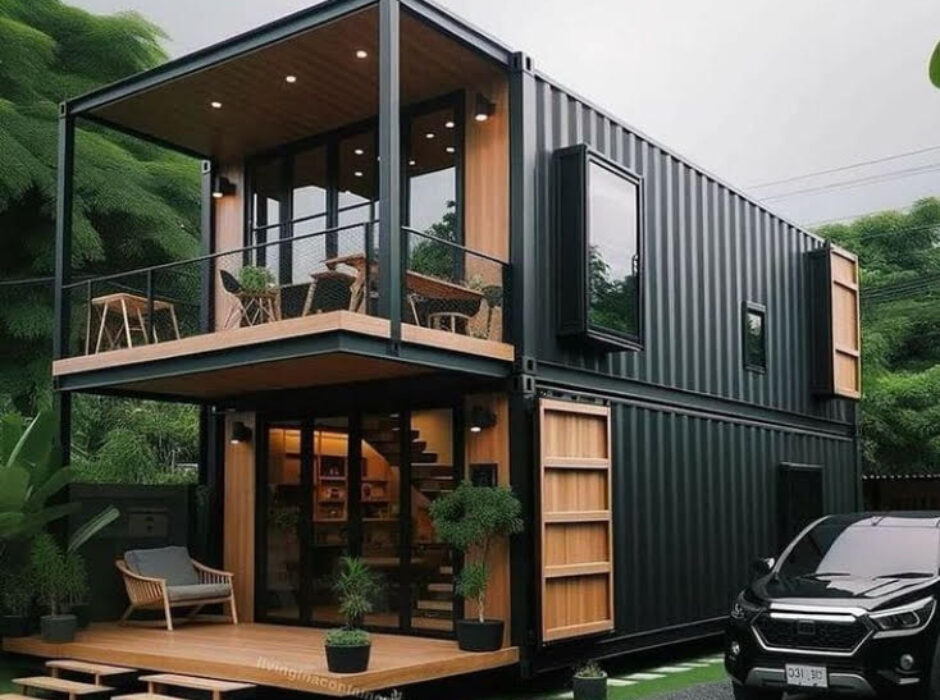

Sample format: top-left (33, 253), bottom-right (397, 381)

top-left (0, 0), bottom-right (201, 412)
top-left (817, 198), bottom-right (940, 474)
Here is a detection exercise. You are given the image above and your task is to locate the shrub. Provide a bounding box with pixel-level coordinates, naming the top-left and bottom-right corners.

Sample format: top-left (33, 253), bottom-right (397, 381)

top-left (325, 627), bottom-right (371, 647)
top-left (326, 556), bottom-right (378, 647)
top-left (0, 568), bottom-right (33, 616)
top-left (31, 533), bottom-right (71, 616)
top-left (574, 661), bottom-right (606, 679)
top-left (238, 266), bottom-right (275, 294)
top-left (429, 481), bottom-right (523, 623)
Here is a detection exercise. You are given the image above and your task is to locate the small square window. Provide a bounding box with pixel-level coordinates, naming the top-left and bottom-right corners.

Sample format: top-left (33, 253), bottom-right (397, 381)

top-left (743, 302), bottom-right (767, 372)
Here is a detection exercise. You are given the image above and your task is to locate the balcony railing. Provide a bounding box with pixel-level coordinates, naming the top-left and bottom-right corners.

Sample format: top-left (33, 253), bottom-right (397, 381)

top-left (61, 222), bottom-right (510, 360)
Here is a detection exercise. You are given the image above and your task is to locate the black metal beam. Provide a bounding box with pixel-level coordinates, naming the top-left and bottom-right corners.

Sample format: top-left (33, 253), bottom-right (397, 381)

top-left (378, 0), bottom-right (402, 346)
top-left (399, 0), bottom-right (513, 66)
top-left (508, 53), bottom-right (537, 362)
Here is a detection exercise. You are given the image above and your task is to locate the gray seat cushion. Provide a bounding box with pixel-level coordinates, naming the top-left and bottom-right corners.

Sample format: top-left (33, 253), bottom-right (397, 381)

top-left (166, 583), bottom-right (232, 603)
top-left (125, 546), bottom-right (198, 586)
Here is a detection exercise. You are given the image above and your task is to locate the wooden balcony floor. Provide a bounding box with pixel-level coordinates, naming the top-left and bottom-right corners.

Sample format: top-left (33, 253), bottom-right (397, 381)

top-left (3, 622), bottom-right (519, 696)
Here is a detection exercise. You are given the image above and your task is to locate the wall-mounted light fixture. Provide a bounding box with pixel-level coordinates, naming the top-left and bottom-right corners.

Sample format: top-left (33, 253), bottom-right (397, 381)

top-left (212, 175), bottom-right (237, 199)
top-left (230, 421), bottom-right (253, 445)
top-left (468, 405), bottom-right (497, 434)
top-left (474, 93), bottom-right (496, 123)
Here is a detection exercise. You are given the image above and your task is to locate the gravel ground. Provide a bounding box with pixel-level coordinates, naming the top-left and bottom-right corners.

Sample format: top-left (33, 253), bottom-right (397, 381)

top-left (653, 682), bottom-right (829, 700)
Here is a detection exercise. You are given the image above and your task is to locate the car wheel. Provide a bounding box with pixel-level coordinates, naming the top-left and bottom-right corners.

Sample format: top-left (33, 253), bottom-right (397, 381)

top-left (732, 683), bottom-right (783, 700)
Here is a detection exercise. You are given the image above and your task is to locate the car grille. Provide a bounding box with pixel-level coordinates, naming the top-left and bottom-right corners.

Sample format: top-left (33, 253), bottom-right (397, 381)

top-left (753, 613), bottom-right (869, 653)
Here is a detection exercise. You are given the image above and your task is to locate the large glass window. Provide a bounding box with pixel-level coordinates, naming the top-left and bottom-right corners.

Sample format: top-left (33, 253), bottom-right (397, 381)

top-left (587, 160), bottom-right (641, 340)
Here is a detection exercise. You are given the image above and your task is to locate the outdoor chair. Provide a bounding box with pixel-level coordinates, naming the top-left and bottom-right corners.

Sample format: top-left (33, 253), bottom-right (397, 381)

top-left (116, 546), bottom-right (238, 632)
top-left (303, 270), bottom-right (355, 315)
top-left (219, 269), bottom-right (279, 328)
top-left (278, 282), bottom-right (312, 319)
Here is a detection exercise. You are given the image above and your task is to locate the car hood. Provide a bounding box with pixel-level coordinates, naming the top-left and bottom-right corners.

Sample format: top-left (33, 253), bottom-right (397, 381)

top-left (754, 574), bottom-right (938, 611)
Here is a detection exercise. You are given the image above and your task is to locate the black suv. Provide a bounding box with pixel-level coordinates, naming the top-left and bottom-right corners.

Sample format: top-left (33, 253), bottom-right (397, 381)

top-left (726, 513), bottom-right (940, 699)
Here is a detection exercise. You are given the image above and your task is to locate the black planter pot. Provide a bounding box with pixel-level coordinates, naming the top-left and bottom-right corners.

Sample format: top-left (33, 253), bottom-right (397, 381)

top-left (573, 675), bottom-right (607, 700)
top-left (0, 615), bottom-right (32, 638)
top-left (71, 604), bottom-right (91, 630)
top-left (455, 619), bottom-right (504, 652)
top-left (325, 644), bottom-right (371, 673)
top-left (40, 614), bottom-right (77, 643)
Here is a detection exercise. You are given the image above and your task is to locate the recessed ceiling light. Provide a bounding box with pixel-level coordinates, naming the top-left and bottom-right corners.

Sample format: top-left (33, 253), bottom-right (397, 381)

top-left (356, 49), bottom-right (369, 59)
top-left (354, 171), bottom-right (364, 178)
top-left (425, 132), bottom-right (435, 139)
top-left (409, 159), bottom-right (416, 166)
top-left (285, 75), bottom-right (297, 84)
top-left (210, 101), bottom-right (223, 109)
top-left (446, 146), bottom-right (455, 154)
top-left (354, 148), bottom-right (364, 156)
top-left (445, 120), bottom-right (455, 129)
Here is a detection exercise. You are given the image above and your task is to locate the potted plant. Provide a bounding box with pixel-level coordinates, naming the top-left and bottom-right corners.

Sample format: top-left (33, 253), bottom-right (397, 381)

top-left (31, 533), bottom-right (79, 643)
top-left (0, 568), bottom-right (34, 638)
top-left (429, 481), bottom-right (523, 652)
top-left (238, 265), bottom-right (275, 294)
top-left (572, 661), bottom-right (607, 700)
top-left (324, 557), bottom-right (378, 673)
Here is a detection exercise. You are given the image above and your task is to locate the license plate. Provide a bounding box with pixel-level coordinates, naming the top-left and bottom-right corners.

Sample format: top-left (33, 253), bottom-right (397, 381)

top-left (785, 663), bottom-right (828, 688)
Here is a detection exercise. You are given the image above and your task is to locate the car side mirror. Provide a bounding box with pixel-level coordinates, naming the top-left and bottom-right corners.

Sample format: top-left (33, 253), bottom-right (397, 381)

top-left (751, 557), bottom-right (775, 578)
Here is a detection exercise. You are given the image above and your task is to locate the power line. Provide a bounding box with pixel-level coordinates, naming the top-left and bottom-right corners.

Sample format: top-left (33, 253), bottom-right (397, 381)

top-left (803, 206), bottom-right (915, 228)
top-left (748, 144), bottom-right (940, 190)
top-left (760, 162), bottom-right (940, 203)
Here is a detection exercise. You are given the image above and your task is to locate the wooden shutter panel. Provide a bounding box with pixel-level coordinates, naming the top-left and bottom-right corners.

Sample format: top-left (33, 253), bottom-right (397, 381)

top-left (809, 245), bottom-right (861, 400)
top-left (538, 399), bottom-right (614, 643)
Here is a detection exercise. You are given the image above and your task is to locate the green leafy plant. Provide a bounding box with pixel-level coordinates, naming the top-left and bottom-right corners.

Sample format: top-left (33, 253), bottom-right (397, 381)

top-left (238, 266), bottom-right (275, 294)
top-left (325, 627), bottom-right (371, 647)
top-left (64, 549), bottom-right (89, 609)
top-left (930, 41), bottom-right (940, 88)
top-left (0, 567), bottom-right (33, 617)
top-left (31, 533), bottom-right (76, 616)
top-left (574, 661), bottom-right (606, 679)
top-left (429, 481), bottom-right (524, 623)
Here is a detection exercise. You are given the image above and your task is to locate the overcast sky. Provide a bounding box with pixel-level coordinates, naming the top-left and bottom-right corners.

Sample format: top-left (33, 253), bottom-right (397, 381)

top-left (69, 0), bottom-right (940, 227)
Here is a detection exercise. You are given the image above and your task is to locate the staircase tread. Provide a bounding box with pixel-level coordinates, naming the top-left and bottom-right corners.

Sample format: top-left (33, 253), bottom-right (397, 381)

top-left (47, 659), bottom-right (137, 676)
top-left (0, 694), bottom-right (33, 699)
top-left (140, 674), bottom-right (255, 692)
top-left (14, 676), bottom-right (112, 694)
top-left (416, 600), bottom-right (454, 611)
top-left (114, 695), bottom-right (184, 700)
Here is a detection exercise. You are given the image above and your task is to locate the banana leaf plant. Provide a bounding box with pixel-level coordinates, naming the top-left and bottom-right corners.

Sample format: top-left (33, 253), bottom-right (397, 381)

top-left (0, 411), bottom-right (119, 555)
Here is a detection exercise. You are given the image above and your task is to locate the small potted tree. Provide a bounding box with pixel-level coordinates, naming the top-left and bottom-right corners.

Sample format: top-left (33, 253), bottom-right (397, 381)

top-left (573, 661), bottom-right (607, 700)
top-left (0, 568), bottom-right (34, 638)
top-left (324, 557), bottom-right (378, 673)
top-left (429, 481), bottom-right (523, 652)
top-left (65, 551), bottom-right (91, 629)
top-left (31, 533), bottom-right (78, 643)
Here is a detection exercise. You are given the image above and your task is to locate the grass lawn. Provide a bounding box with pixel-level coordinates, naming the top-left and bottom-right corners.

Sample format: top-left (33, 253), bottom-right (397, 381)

top-left (605, 662), bottom-right (726, 699)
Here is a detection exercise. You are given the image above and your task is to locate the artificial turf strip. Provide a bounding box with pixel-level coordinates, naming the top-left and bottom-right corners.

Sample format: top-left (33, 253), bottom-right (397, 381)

top-left (606, 662), bottom-right (727, 700)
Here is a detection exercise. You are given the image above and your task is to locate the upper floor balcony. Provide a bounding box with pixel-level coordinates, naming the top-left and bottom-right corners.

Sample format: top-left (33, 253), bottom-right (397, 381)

top-left (51, 0), bottom-right (517, 402)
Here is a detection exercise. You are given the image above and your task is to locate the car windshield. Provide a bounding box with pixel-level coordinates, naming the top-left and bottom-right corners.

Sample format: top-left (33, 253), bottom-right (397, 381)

top-left (778, 519), bottom-right (940, 580)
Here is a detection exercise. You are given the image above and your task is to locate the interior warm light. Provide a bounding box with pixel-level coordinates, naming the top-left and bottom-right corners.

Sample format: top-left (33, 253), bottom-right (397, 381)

top-left (210, 101), bottom-right (223, 109)
top-left (285, 75), bottom-right (297, 84)
top-left (409, 159), bottom-right (416, 166)
top-left (356, 49), bottom-right (369, 59)
top-left (474, 93), bottom-right (495, 122)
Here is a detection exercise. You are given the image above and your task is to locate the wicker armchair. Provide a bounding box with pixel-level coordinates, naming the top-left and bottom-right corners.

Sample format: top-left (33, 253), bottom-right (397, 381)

top-left (116, 547), bottom-right (238, 631)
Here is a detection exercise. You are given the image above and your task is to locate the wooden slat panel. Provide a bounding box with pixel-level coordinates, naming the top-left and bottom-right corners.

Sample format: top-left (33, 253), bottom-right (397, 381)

top-left (829, 247), bottom-right (861, 399)
top-left (538, 399), bottom-right (614, 644)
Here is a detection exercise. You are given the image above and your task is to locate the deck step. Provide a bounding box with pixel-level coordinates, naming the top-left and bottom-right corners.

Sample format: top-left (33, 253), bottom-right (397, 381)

top-left (0, 694), bottom-right (33, 700)
top-left (47, 659), bottom-right (137, 681)
top-left (14, 676), bottom-right (112, 695)
top-left (427, 582), bottom-right (453, 593)
top-left (416, 599), bottom-right (453, 612)
top-left (113, 695), bottom-right (185, 700)
top-left (140, 673), bottom-right (255, 694)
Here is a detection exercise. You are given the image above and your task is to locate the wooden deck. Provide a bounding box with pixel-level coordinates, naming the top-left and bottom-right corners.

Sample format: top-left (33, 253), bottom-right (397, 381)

top-left (3, 622), bottom-right (519, 697)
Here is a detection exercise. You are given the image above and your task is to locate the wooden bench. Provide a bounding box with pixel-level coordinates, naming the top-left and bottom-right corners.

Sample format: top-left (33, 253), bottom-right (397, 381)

top-left (47, 659), bottom-right (137, 685)
top-left (139, 674), bottom-right (255, 700)
top-left (13, 676), bottom-right (111, 699)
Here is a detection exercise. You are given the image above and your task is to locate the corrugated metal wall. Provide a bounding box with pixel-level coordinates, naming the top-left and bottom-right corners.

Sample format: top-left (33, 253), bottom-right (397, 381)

top-left (532, 75), bottom-right (853, 425)
top-left (607, 401), bottom-right (857, 636)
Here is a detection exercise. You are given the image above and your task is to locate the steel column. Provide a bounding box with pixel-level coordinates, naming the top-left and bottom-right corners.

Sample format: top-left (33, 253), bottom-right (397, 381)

top-left (200, 161), bottom-right (215, 333)
top-left (378, 0), bottom-right (402, 346)
top-left (54, 104), bottom-right (75, 361)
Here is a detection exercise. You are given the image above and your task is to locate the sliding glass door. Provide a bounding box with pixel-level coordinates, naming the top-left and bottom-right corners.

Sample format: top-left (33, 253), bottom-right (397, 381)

top-left (258, 406), bottom-right (461, 637)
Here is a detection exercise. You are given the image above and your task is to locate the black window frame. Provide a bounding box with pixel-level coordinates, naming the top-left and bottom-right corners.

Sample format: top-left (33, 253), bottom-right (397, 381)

top-left (554, 143), bottom-right (645, 352)
top-left (742, 300), bottom-right (768, 373)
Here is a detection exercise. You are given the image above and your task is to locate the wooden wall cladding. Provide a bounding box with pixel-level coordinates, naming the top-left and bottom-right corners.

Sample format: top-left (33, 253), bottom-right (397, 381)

top-left (224, 411), bottom-right (256, 622)
top-left (538, 399), bottom-right (614, 643)
top-left (809, 246), bottom-right (861, 400)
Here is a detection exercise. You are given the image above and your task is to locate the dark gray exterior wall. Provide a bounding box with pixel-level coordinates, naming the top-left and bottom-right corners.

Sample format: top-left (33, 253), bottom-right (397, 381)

top-left (525, 74), bottom-right (860, 668)
top-left (531, 75), bottom-right (853, 426)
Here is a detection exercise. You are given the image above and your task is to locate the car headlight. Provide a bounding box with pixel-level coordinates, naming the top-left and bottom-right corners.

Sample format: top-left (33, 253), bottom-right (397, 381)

top-left (871, 597), bottom-right (936, 637)
top-left (731, 593), bottom-right (763, 622)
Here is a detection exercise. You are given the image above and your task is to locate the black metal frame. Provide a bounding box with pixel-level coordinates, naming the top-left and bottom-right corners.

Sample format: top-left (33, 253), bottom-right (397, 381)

top-left (554, 143), bottom-right (645, 353)
top-left (254, 394), bottom-right (465, 640)
top-left (742, 300), bottom-right (768, 374)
